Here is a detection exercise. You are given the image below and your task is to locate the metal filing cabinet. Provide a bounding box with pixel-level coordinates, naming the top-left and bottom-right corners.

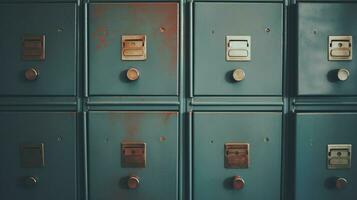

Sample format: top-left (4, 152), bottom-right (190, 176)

top-left (0, 112), bottom-right (77, 200)
top-left (0, 1), bottom-right (79, 200)
top-left (193, 112), bottom-right (282, 200)
top-left (294, 1), bottom-right (357, 200)
top-left (86, 2), bottom-right (181, 200)
top-left (0, 3), bottom-right (77, 96)
top-left (191, 1), bottom-right (284, 200)
top-left (297, 3), bottom-right (357, 96)
top-left (88, 111), bottom-right (178, 200)
top-left (193, 2), bottom-right (283, 96)
top-left (88, 3), bottom-right (179, 96)
top-left (295, 113), bottom-right (356, 200)
top-left (2, 0), bottom-right (357, 200)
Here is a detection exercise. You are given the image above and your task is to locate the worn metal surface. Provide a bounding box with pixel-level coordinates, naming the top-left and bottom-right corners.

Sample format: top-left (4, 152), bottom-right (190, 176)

top-left (2, 1), bottom-right (357, 200)
top-left (89, 3), bottom-right (179, 96)
top-left (88, 111), bottom-right (178, 200)
top-left (0, 4), bottom-right (77, 96)
top-left (0, 112), bottom-right (77, 200)
top-left (295, 113), bottom-right (357, 200)
top-left (298, 3), bottom-right (357, 96)
top-left (193, 112), bottom-right (282, 200)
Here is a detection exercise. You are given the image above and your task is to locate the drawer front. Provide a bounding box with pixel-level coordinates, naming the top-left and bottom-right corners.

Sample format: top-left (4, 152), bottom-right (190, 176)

top-left (0, 4), bottom-right (77, 96)
top-left (193, 3), bottom-right (283, 96)
top-left (0, 112), bottom-right (77, 200)
top-left (193, 112), bottom-right (282, 200)
top-left (295, 113), bottom-right (357, 200)
top-left (88, 111), bottom-right (178, 200)
top-left (298, 3), bottom-right (357, 96)
top-left (89, 3), bottom-right (179, 96)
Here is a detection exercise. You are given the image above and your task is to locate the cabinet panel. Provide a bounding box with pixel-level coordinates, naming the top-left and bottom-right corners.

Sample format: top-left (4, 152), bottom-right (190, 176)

top-left (194, 3), bottom-right (283, 96)
top-left (193, 112), bottom-right (282, 200)
top-left (0, 4), bottom-right (77, 96)
top-left (298, 3), bottom-right (357, 96)
top-left (89, 3), bottom-right (179, 96)
top-left (295, 113), bottom-right (357, 200)
top-left (88, 111), bottom-right (178, 200)
top-left (0, 112), bottom-right (77, 200)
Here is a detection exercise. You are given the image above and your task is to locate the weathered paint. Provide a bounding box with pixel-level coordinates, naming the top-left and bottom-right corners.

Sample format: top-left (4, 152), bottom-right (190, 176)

top-left (89, 3), bottom-right (179, 96)
top-left (298, 3), bottom-right (357, 96)
top-left (88, 111), bottom-right (178, 200)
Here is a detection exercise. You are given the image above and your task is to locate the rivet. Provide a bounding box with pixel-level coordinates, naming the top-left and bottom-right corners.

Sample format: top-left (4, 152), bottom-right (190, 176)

top-left (160, 136), bottom-right (166, 142)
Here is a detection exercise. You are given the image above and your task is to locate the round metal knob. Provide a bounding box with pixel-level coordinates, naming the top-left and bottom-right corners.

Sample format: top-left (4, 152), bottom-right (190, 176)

top-left (25, 68), bottom-right (39, 81)
top-left (126, 68), bottom-right (140, 81)
top-left (232, 176), bottom-right (245, 190)
top-left (24, 176), bottom-right (38, 186)
top-left (336, 177), bottom-right (348, 190)
top-left (232, 69), bottom-right (245, 82)
top-left (128, 176), bottom-right (140, 189)
top-left (337, 69), bottom-right (350, 81)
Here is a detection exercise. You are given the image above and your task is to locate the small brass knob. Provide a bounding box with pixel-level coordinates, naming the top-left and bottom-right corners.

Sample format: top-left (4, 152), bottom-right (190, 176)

top-left (232, 176), bottom-right (245, 190)
top-left (336, 177), bottom-right (348, 190)
top-left (337, 69), bottom-right (350, 81)
top-left (25, 68), bottom-right (39, 81)
top-left (232, 69), bottom-right (245, 82)
top-left (126, 68), bottom-right (140, 81)
top-left (128, 176), bottom-right (140, 189)
top-left (24, 176), bottom-right (38, 186)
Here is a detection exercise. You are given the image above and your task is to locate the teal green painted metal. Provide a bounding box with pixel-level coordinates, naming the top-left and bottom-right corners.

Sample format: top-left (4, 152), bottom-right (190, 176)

top-left (0, 0), bottom-right (77, 2)
top-left (2, 2), bottom-right (357, 200)
top-left (0, 3), bottom-right (77, 96)
top-left (297, 3), bottom-right (357, 96)
top-left (193, 3), bottom-right (283, 96)
top-left (0, 112), bottom-right (77, 200)
top-left (89, 0), bottom-right (179, 2)
top-left (88, 3), bottom-right (179, 96)
top-left (192, 0), bottom-right (283, 2)
top-left (295, 113), bottom-right (357, 200)
top-left (87, 111), bottom-right (178, 200)
top-left (297, 0), bottom-right (357, 2)
top-left (193, 112), bottom-right (282, 200)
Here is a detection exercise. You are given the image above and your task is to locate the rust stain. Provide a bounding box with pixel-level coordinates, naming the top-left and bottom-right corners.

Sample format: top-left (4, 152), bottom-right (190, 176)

top-left (92, 5), bottom-right (111, 19)
top-left (126, 3), bottom-right (179, 74)
top-left (120, 112), bottom-right (143, 136)
top-left (93, 26), bottom-right (109, 50)
top-left (158, 5), bottom-right (179, 74)
top-left (162, 112), bottom-right (176, 125)
top-left (107, 112), bottom-right (143, 136)
top-left (92, 3), bottom-right (178, 72)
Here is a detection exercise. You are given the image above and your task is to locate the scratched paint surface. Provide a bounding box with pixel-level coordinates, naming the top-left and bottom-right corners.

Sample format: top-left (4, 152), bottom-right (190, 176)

top-left (89, 3), bottom-right (179, 96)
top-left (88, 111), bottom-right (178, 200)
